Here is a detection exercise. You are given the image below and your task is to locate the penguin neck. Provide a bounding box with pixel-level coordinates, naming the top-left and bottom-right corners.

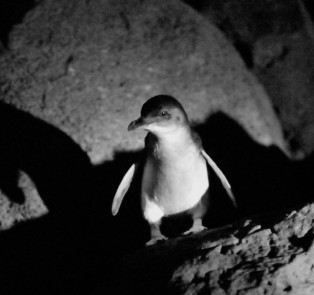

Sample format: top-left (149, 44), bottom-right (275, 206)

top-left (149, 125), bottom-right (195, 156)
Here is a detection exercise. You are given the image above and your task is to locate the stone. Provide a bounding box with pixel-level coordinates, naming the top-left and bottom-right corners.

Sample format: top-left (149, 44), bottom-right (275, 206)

top-left (184, 0), bottom-right (314, 158)
top-left (109, 203), bottom-right (314, 294)
top-left (0, 170), bottom-right (47, 230)
top-left (0, 0), bottom-right (288, 164)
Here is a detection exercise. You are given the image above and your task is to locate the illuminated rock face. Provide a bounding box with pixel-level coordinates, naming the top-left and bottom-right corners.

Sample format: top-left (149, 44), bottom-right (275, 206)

top-left (0, 0), bottom-right (287, 165)
top-left (110, 203), bottom-right (314, 295)
top-left (0, 170), bottom-right (47, 230)
top-left (184, 0), bottom-right (314, 159)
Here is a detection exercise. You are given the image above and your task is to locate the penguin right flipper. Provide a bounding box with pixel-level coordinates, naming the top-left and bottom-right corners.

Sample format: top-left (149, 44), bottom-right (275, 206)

top-left (201, 150), bottom-right (237, 208)
top-left (112, 163), bottom-right (138, 215)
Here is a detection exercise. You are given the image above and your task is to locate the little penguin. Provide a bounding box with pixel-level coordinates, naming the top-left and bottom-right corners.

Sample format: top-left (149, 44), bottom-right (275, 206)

top-left (112, 95), bottom-right (236, 245)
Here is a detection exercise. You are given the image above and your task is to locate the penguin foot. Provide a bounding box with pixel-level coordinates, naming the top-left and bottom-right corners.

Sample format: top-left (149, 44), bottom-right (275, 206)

top-left (183, 224), bottom-right (207, 236)
top-left (183, 217), bottom-right (207, 235)
top-left (146, 235), bottom-right (167, 246)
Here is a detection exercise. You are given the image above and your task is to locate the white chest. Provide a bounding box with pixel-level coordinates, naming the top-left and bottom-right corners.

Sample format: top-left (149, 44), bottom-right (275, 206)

top-left (141, 146), bottom-right (209, 221)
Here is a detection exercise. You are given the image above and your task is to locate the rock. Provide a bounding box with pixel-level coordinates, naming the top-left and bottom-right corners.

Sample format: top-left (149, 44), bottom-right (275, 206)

top-left (183, 0), bottom-right (314, 159)
top-left (0, 170), bottom-right (47, 230)
top-left (110, 203), bottom-right (314, 294)
top-left (0, 0), bottom-right (288, 164)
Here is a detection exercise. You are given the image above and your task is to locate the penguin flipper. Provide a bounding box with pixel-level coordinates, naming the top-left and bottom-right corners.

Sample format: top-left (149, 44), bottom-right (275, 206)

top-left (201, 150), bottom-right (237, 208)
top-left (112, 163), bottom-right (137, 215)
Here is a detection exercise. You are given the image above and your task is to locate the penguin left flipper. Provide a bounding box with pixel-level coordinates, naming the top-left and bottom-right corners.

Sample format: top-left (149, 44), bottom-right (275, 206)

top-left (112, 163), bottom-right (138, 215)
top-left (201, 150), bottom-right (237, 208)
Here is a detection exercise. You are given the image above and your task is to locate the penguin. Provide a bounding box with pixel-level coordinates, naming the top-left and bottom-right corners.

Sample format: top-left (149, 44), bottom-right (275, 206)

top-left (112, 95), bottom-right (236, 245)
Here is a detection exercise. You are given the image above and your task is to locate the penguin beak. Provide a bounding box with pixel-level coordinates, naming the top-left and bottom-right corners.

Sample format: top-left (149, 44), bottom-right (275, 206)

top-left (128, 117), bottom-right (146, 131)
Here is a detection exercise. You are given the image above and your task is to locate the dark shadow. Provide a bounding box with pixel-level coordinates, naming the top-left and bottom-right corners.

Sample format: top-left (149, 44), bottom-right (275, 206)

top-left (194, 112), bottom-right (313, 219)
top-left (182, 0), bottom-right (209, 11)
top-left (0, 167), bottom-right (25, 204)
top-left (233, 39), bottom-right (254, 68)
top-left (0, 102), bottom-right (115, 295)
top-left (304, 0), bottom-right (314, 22)
top-left (0, 0), bottom-right (37, 47)
top-left (93, 150), bottom-right (149, 251)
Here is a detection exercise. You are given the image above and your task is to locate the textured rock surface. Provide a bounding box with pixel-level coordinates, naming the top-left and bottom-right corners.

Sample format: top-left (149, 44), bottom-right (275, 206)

top-left (0, 170), bottom-right (47, 229)
top-left (184, 0), bottom-right (314, 158)
top-left (112, 203), bottom-right (314, 295)
top-left (0, 0), bottom-right (288, 165)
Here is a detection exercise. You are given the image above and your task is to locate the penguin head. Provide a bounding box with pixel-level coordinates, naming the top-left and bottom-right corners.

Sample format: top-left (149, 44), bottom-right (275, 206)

top-left (128, 95), bottom-right (189, 135)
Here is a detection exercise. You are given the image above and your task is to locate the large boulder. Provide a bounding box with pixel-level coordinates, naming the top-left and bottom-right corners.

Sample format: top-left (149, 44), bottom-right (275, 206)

top-left (109, 203), bottom-right (314, 295)
top-left (0, 0), bottom-right (288, 164)
top-left (183, 0), bottom-right (314, 159)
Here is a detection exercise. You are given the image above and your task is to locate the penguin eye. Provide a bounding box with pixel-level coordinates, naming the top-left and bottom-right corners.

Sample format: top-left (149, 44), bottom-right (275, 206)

top-left (160, 111), bottom-right (168, 117)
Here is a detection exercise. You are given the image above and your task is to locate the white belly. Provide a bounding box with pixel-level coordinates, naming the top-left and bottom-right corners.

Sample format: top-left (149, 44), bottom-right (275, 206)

top-left (142, 152), bottom-right (209, 222)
